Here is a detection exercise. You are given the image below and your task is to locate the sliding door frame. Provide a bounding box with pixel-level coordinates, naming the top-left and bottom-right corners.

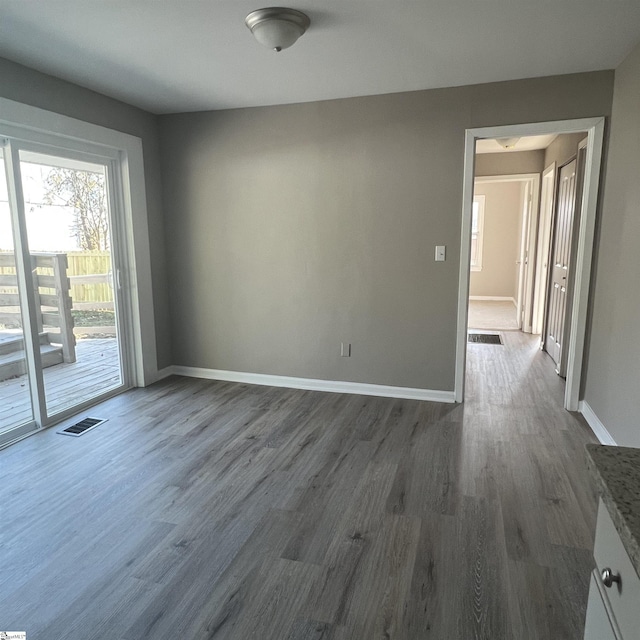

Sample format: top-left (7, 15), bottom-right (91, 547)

top-left (3, 140), bottom-right (46, 431)
top-left (0, 98), bottom-right (157, 445)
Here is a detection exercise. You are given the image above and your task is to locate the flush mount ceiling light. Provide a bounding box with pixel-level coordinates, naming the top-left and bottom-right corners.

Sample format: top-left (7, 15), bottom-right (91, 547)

top-left (245, 7), bottom-right (310, 52)
top-left (496, 137), bottom-right (521, 149)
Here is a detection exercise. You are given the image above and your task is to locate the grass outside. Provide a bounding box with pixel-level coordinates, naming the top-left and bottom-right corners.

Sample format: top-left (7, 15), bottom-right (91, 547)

top-left (71, 310), bottom-right (115, 327)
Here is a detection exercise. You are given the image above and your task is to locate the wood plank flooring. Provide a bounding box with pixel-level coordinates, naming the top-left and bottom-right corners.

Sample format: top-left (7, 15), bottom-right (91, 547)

top-left (0, 331), bottom-right (598, 639)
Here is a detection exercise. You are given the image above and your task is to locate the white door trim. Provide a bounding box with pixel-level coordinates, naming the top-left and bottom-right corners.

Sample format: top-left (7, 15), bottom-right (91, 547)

top-left (474, 173), bottom-right (540, 332)
top-left (532, 162), bottom-right (557, 335)
top-left (520, 177), bottom-right (541, 333)
top-left (455, 117), bottom-right (605, 410)
top-left (475, 173), bottom-right (541, 184)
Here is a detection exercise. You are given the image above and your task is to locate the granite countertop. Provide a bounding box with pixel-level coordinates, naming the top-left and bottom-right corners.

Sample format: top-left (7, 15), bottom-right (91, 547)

top-left (586, 444), bottom-right (640, 578)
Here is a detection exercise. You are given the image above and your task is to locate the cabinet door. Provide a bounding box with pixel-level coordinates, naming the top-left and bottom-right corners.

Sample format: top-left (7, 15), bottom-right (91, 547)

top-left (584, 572), bottom-right (622, 640)
top-left (593, 499), bottom-right (640, 640)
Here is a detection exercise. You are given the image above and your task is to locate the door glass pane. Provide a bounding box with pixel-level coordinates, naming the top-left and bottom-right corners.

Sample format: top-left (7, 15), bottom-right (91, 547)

top-left (19, 151), bottom-right (123, 417)
top-left (0, 152), bottom-right (35, 435)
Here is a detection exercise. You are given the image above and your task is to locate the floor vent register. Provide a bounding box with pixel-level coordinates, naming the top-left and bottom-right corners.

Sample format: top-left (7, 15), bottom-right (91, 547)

top-left (467, 333), bottom-right (503, 345)
top-left (58, 417), bottom-right (108, 437)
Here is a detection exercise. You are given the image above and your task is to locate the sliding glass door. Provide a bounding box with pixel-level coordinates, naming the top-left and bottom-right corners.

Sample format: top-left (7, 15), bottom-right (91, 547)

top-left (0, 150), bottom-right (34, 439)
top-left (0, 138), bottom-right (130, 445)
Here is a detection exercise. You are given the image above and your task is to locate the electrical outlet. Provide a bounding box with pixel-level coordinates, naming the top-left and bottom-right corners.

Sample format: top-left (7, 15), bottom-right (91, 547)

top-left (340, 342), bottom-right (351, 357)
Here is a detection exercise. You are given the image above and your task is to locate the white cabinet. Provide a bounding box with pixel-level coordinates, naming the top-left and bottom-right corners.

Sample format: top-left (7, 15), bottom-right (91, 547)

top-left (584, 499), bottom-right (640, 640)
top-left (584, 573), bottom-right (621, 640)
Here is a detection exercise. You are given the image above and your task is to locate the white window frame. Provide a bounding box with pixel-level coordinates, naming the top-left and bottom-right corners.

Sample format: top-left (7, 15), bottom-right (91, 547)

top-left (470, 195), bottom-right (485, 272)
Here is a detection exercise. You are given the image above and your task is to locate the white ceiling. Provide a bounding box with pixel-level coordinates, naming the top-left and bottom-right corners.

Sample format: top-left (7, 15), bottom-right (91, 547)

top-left (476, 135), bottom-right (559, 154)
top-left (0, 1), bottom-right (639, 114)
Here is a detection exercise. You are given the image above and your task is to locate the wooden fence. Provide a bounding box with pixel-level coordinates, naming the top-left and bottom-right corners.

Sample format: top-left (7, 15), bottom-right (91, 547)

top-left (0, 250), bottom-right (113, 311)
top-left (67, 252), bottom-right (113, 309)
top-left (0, 252), bottom-right (76, 364)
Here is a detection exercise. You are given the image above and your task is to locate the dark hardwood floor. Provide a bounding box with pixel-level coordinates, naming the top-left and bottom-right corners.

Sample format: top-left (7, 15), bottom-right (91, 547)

top-left (0, 331), bottom-right (597, 639)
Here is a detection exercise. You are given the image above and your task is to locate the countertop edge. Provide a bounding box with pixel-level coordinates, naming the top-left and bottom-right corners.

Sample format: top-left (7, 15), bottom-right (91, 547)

top-left (586, 444), bottom-right (640, 580)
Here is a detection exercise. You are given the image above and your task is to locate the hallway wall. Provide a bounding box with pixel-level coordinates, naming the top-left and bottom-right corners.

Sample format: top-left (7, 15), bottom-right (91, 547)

top-left (469, 181), bottom-right (523, 299)
top-left (159, 71), bottom-right (613, 392)
top-left (583, 41), bottom-right (640, 446)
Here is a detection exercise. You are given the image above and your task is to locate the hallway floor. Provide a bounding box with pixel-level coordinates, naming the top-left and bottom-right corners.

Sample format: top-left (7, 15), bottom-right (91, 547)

top-left (468, 299), bottom-right (519, 330)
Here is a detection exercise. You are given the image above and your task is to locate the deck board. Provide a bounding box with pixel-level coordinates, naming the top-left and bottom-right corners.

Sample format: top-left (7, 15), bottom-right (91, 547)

top-left (0, 338), bottom-right (120, 428)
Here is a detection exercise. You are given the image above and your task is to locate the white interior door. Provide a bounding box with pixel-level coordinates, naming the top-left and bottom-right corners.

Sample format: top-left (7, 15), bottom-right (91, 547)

top-left (532, 163), bottom-right (556, 335)
top-left (518, 178), bottom-right (541, 333)
top-left (515, 183), bottom-right (528, 329)
top-left (544, 159), bottom-right (577, 371)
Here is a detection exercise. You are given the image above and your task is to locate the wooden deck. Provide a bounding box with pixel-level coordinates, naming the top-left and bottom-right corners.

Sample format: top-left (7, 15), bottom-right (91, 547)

top-left (0, 337), bottom-right (120, 429)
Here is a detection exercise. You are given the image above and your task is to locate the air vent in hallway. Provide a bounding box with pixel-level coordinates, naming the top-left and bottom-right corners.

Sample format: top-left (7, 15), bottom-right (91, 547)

top-left (58, 417), bottom-right (107, 436)
top-left (468, 333), bottom-right (503, 345)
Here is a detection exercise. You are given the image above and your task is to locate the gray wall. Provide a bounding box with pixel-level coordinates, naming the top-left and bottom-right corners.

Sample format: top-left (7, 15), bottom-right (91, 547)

top-left (543, 133), bottom-right (586, 169)
top-left (0, 57), bottom-right (171, 369)
top-left (470, 182), bottom-right (522, 299)
top-left (583, 43), bottom-right (640, 446)
top-left (160, 71), bottom-right (613, 392)
top-left (475, 150), bottom-right (544, 176)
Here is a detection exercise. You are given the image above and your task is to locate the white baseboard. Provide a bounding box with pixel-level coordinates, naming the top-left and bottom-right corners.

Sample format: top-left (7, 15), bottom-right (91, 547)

top-left (469, 296), bottom-right (516, 306)
top-left (169, 365), bottom-right (456, 403)
top-left (579, 400), bottom-right (617, 445)
top-left (155, 366), bottom-right (174, 382)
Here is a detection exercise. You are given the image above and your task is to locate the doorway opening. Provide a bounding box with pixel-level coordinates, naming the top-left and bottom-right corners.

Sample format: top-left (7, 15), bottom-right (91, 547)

top-left (468, 172), bottom-right (540, 334)
top-left (456, 118), bottom-right (605, 410)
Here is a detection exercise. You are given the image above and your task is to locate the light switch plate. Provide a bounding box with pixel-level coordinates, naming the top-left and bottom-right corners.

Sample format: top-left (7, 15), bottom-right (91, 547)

top-left (435, 245), bottom-right (446, 261)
